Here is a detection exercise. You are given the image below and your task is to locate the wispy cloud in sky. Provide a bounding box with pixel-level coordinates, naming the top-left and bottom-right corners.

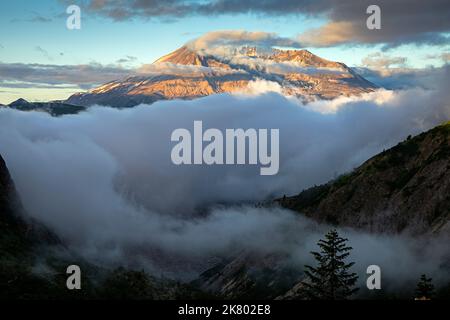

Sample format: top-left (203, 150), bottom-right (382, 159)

top-left (116, 55), bottom-right (138, 64)
top-left (0, 27), bottom-right (447, 103)
top-left (10, 10), bottom-right (53, 23)
top-left (28, 10), bottom-right (53, 23)
top-left (361, 53), bottom-right (408, 69)
top-left (1, 70), bottom-right (449, 277)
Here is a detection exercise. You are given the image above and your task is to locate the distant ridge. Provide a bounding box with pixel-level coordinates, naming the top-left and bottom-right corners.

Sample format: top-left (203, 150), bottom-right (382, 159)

top-left (6, 98), bottom-right (85, 116)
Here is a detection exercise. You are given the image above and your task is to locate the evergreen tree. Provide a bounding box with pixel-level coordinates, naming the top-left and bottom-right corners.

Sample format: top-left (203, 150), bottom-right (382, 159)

top-left (303, 229), bottom-right (359, 300)
top-left (415, 274), bottom-right (435, 300)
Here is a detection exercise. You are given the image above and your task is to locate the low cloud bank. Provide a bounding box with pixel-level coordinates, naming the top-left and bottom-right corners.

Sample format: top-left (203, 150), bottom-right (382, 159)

top-left (0, 76), bottom-right (449, 285)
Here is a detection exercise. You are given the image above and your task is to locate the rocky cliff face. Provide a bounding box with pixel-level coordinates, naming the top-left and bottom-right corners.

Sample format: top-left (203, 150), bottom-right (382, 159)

top-left (67, 46), bottom-right (376, 108)
top-left (277, 122), bottom-right (450, 235)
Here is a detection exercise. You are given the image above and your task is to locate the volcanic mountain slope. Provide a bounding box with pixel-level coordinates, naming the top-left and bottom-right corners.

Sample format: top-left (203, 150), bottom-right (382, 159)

top-left (66, 46), bottom-right (376, 108)
top-left (277, 121), bottom-right (450, 235)
top-left (0, 154), bottom-right (211, 299)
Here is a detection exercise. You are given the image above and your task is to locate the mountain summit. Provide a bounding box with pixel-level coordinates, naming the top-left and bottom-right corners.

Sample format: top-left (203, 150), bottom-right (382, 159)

top-left (67, 46), bottom-right (376, 108)
top-left (277, 122), bottom-right (450, 235)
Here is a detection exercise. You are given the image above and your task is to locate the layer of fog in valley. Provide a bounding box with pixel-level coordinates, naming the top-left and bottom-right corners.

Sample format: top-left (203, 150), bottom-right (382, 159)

top-left (0, 70), bottom-right (449, 289)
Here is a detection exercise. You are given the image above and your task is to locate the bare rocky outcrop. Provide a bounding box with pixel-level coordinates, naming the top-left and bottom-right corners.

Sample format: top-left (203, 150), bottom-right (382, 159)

top-left (6, 98), bottom-right (85, 116)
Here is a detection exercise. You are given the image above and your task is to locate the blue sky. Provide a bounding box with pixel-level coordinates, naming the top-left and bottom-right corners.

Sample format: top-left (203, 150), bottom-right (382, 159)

top-left (0, 0), bottom-right (319, 65)
top-left (0, 0), bottom-right (448, 103)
